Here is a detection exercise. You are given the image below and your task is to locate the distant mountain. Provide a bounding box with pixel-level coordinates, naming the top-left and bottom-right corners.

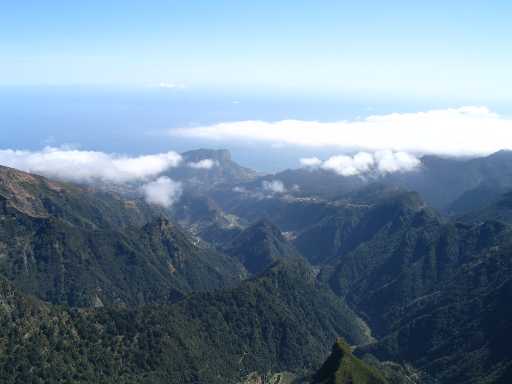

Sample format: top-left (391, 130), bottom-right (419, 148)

top-left (165, 149), bottom-right (258, 189)
top-left (210, 188), bottom-right (342, 233)
top-left (0, 260), bottom-right (371, 384)
top-left (312, 339), bottom-right (387, 384)
top-left (445, 183), bottom-right (506, 216)
top-left (232, 150), bottom-right (512, 214)
top-left (459, 190), bottom-right (512, 224)
top-left (293, 187), bottom-right (423, 265)
top-left (225, 219), bottom-right (302, 275)
top-left (171, 193), bottom-right (244, 247)
top-left (0, 166), bottom-right (246, 307)
top-left (256, 168), bottom-right (366, 198)
top-left (390, 150), bottom-right (512, 213)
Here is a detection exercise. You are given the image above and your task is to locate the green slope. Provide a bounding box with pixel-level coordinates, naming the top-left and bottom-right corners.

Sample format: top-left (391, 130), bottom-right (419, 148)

top-left (225, 219), bottom-right (302, 275)
top-left (0, 165), bottom-right (155, 230)
top-left (359, 229), bottom-right (512, 384)
top-left (0, 166), bottom-right (246, 307)
top-left (0, 260), bottom-right (370, 384)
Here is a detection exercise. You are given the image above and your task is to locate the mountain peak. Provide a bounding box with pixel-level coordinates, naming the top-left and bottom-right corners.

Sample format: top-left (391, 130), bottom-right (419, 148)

top-left (226, 219), bottom-right (300, 275)
top-left (250, 218), bottom-right (284, 237)
top-left (181, 148), bottom-right (232, 163)
top-left (166, 148), bottom-right (256, 188)
top-left (313, 338), bottom-right (388, 384)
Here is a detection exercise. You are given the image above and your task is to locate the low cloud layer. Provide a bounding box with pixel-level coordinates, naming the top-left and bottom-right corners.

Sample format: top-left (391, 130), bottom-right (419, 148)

top-left (171, 106), bottom-right (512, 156)
top-left (301, 150), bottom-right (421, 176)
top-left (187, 159), bottom-right (218, 169)
top-left (0, 147), bottom-right (182, 183)
top-left (141, 177), bottom-right (182, 207)
top-left (262, 180), bottom-right (286, 193)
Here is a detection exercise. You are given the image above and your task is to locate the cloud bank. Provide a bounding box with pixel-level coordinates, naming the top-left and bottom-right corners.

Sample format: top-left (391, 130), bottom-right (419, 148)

top-left (187, 159), bottom-right (218, 169)
top-left (141, 177), bottom-right (182, 207)
top-left (0, 147), bottom-right (182, 183)
top-left (171, 106), bottom-right (512, 156)
top-left (301, 150), bottom-right (421, 176)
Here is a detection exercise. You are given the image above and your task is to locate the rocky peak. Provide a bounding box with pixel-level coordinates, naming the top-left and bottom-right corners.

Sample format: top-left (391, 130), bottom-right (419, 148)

top-left (181, 148), bottom-right (232, 164)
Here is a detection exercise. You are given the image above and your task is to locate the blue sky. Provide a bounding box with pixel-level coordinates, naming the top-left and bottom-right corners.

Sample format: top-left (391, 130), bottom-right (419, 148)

top-left (1, 1), bottom-right (512, 101)
top-left (1, 1), bottom-right (512, 172)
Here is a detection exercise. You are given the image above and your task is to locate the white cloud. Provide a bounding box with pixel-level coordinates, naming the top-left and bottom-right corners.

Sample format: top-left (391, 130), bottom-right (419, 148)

top-left (262, 180), bottom-right (286, 193)
top-left (374, 150), bottom-right (421, 173)
top-left (141, 177), bottom-right (182, 208)
top-left (300, 157), bottom-right (322, 167)
top-left (170, 106), bottom-right (512, 156)
top-left (187, 158), bottom-right (218, 169)
top-left (322, 152), bottom-right (375, 176)
top-left (0, 147), bottom-right (182, 183)
top-left (302, 151), bottom-right (421, 176)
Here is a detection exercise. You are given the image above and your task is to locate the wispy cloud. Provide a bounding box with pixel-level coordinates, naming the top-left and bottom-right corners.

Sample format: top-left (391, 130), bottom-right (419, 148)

top-left (300, 150), bottom-right (421, 176)
top-left (0, 147), bottom-right (182, 183)
top-left (170, 106), bottom-right (512, 156)
top-left (141, 177), bottom-right (182, 207)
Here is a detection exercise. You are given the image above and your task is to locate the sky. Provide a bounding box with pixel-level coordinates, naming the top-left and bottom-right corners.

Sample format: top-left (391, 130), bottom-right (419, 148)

top-left (1, 1), bottom-right (512, 173)
top-left (1, 1), bottom-right (512, 99)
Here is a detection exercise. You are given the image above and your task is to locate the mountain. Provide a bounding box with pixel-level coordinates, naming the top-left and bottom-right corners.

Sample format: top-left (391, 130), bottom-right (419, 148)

top-left (234, 150), bottom-right (512, 214)
top-left (459, 190), bottom-right (512, 224)
top-left (165, 149), bottom-right (257, 189)
top-left (293, 188), bottom-right (512, 383)
top-left (225, 219), bottom-right (302, 275)
top-left (0, 260), bottom-right (371, 384)
top-left (255, 168), bottom-right (366, 198)
top-left (312, 339), bottom-right (387, 384)
top-left (4, 152), bottom-right (512, 384)
top-left (0, 166), bottom-right (246, 307)
top-left (320, 195), bottom-right (511, 337)
top-left (210, 187), bottom-right (344, 233)
top-left (0, 164), bottom-right (155, 230)
top-left (231, 180), bottom-right (512, 383)
top-left (292, 186), bottom-right (416, 265)
top-left (360, 223), bottom-right (512, 383)
top-left (384, 150), bottom-right (512, 212)
top-left (170, 170), bottom-right (512, 383)
top-left (445, 183), bottom-right (506, 216)
top-left (171, 193), bottom-right (244, 247)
